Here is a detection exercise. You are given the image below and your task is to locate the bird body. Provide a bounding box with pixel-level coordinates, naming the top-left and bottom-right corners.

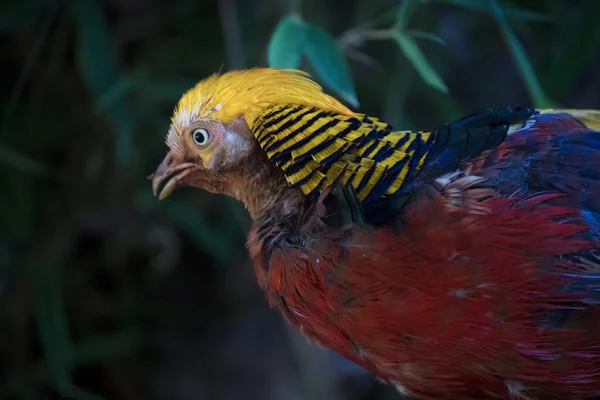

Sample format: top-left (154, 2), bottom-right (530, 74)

top-left (151, 68), bottom-right (600, 399)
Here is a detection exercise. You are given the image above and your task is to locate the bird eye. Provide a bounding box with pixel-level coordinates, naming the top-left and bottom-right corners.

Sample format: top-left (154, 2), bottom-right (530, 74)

top-left (192, 128), bottom-right (209, 146)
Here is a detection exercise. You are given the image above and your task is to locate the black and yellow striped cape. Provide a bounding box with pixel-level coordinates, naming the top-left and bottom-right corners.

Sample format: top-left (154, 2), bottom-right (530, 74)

top-left (252, 104), bottom-right (436, 204)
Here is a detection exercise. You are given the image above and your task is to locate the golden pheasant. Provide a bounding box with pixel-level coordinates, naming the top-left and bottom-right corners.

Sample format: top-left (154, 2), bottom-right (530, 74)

top-left (151, 68), bottom-right (600, 400)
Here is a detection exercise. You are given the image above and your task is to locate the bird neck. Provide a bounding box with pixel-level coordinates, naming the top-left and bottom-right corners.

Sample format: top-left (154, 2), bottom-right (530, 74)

top-left (226, 152), bottom-right (310, 222)
top-left (228, 150), bottom-right (328, 291)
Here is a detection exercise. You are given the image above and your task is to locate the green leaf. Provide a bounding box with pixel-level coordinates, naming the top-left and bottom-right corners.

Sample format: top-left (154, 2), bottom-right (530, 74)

top-left (348, 3), bottom-right (402, 32)
top-left (69, 0), bottom-right (118, 99)
top-left (304, 23), bottom-right (359, 107)
top-left (69, 0), bottom-right (134, 165)
top-left (393, 32), bottom-right (448, 94)
top-left (267, 15), bottom-right (307, 69)
top-left (437, 0), bottom-right (552, 22)
top-left (489, 0), bottom-right (554, 108)
top-left (394, 0), bottom-right (420, 31)
top-left (407, 29), bottom-right (445, 46)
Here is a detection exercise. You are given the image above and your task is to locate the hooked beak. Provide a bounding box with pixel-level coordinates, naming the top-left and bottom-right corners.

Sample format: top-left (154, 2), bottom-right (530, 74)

top-left (149, 154), bottom-right (200, 200)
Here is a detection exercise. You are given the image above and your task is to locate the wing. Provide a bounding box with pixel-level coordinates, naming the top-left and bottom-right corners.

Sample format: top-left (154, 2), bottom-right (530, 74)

top-left (468, 109), bottom-right (600, 210)
top-left (467, 109), bottom-right (600, 305)
top-left (251, 104), bottom-right (436, 203)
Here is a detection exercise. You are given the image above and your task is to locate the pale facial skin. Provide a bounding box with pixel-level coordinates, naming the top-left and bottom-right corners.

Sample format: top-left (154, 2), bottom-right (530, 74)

top-left (150, 115), bottom-right (297, 219)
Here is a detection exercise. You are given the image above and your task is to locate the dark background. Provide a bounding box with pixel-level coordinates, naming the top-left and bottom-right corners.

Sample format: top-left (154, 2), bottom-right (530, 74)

top-left (1, 0), bottom-right (599, 399)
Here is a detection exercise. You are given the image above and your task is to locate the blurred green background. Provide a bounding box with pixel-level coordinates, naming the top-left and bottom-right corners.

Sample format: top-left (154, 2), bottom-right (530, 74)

top-left (1, 0), bottom-right (599, 399)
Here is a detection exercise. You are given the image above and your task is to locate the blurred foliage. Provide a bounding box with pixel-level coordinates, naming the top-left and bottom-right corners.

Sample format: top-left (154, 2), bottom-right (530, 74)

top-left (1, 0), bottom-right (599, 399)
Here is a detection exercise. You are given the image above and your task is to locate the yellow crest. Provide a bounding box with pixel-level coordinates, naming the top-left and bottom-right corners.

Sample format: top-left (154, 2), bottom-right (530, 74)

top-left (172, 68), bottom-right (355, 129)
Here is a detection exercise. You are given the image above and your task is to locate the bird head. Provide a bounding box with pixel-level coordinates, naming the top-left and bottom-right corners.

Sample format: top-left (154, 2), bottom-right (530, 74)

top-left (150, 68), bottom-right (353, 216)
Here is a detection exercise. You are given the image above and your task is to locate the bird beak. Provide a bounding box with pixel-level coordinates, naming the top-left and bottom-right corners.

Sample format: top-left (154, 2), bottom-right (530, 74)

top-left (149, 154), bottom-right (199, 200)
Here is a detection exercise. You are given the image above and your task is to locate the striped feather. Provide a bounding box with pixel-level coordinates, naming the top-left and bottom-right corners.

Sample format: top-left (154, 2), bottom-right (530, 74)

top-left (252, 105), bottom-right (435, 202)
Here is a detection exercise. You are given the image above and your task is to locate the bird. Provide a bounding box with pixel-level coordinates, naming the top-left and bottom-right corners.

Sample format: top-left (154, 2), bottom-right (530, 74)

top-left (150, 68), bottom-right (600, 399)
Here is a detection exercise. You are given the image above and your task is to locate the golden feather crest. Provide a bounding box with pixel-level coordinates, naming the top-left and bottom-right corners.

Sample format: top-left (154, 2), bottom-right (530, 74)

top-left (172, 68), bottom-right (355, 129)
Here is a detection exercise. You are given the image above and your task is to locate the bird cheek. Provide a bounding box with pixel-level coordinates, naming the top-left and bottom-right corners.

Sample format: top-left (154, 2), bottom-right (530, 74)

top-left (199, 151), bottom-right (217, 170)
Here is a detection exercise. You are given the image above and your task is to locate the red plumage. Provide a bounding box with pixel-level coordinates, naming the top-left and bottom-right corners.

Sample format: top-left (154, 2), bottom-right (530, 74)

top-left (248, 111), bottom-right (600, 399)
